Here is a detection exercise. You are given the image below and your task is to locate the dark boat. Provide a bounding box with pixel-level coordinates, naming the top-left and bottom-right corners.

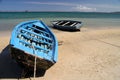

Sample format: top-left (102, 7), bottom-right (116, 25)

top-left (51, 20), bottom-right (83, 31)
top-left (9, 20), bottom-right (58, 71)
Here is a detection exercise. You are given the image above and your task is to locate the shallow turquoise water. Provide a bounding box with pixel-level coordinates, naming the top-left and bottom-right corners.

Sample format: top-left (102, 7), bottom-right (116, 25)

top-left (0, 12), bottom-right (120, 31)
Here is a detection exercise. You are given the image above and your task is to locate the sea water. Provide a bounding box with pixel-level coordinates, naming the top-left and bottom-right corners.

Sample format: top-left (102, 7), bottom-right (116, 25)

top-left (0, 12), bottom-right (120, 31)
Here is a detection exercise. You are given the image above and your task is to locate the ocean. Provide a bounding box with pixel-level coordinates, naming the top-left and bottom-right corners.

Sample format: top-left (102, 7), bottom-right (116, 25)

top-left (0, 12), bottom-right (120, 31)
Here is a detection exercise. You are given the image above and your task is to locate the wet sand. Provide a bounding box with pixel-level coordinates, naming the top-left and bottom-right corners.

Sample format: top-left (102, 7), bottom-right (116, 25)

top-left (0, 27), bottom-right (120, 80)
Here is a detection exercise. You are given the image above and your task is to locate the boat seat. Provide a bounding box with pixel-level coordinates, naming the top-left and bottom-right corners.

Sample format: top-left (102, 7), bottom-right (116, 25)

top-left (56, 21), bottom-right (63, 25)
top-left (70, 22), bottom-right (77, 26)
top-left (62, 22), bottom-right (70, 26)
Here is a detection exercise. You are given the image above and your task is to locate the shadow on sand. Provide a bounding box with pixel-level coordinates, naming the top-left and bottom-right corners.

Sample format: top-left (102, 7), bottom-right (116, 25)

top-left (0, 45), bottom-right (46, 79)
top-left (49, 26), bottom-right (81, 32)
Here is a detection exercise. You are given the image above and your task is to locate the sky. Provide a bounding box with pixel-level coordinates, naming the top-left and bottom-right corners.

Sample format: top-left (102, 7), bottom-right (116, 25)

top-left (0, 0), bottom-right (120, 12)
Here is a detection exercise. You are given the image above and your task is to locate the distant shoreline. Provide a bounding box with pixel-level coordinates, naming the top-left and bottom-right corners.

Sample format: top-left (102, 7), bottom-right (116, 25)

top-left (0, 11), bottom-right (120, 13)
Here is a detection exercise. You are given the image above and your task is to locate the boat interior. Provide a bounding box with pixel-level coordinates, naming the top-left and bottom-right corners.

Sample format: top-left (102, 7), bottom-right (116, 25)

top-left (55, 21), bottom-right (80, 27)
top-left (17, 24), bottom-right (53, 54)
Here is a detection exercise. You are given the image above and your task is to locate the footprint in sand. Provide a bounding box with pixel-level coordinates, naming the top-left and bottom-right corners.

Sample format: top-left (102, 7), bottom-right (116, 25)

top-left (58, 41), bottom-right (63, 46)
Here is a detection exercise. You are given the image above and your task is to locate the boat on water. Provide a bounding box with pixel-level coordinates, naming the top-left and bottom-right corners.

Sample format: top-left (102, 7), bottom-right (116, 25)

top-left (9, 20), bottom-right (58, 71)
top-left (51, 20), bottom-right (83, 31)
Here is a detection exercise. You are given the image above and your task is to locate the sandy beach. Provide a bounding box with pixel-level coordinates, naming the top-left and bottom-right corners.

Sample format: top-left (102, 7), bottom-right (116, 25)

top-left (0, 27), bottom-right (120, 80)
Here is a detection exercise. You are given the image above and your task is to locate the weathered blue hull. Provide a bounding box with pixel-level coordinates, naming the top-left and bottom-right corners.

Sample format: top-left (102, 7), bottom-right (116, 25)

top-left (10, 20), bottom-right (58, 70)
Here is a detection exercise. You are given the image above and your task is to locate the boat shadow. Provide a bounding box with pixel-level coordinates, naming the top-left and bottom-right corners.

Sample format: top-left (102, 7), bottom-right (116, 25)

top-left (49, 26), bottom-right (81, 32)
top-left (0, 45), bottom-right (46, 79)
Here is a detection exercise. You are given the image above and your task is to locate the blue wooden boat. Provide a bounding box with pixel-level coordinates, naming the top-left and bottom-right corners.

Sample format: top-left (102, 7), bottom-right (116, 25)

top-left (51, 20), bottom-right (83, 31)
top-left (9, 20), bottom-right (58, 71)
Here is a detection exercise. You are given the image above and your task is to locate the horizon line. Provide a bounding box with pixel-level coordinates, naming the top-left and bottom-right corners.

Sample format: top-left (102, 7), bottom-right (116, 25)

top-left (0, 11), bottom-right (119, 13)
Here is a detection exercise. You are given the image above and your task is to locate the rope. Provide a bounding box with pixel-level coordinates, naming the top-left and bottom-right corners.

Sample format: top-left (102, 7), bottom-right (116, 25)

top-left (32, 45), bottom-right (37, 80)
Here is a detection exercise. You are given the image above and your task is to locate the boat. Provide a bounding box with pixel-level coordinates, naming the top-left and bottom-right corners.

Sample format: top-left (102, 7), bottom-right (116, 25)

top-left (9, 20), bottom-right (58, 71)
top-left (51, 20), bottom-right (83, 31)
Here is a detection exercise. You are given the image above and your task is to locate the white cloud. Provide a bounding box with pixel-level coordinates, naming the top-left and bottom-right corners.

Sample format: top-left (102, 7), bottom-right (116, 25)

top-left (25, 1), bottom-right (97, 12)
top-left (86, 4), bottom-right (120, 9)
top-left (25, 2), bottom-right (75, 6)
top-left (73, 5), bottom-right (96, 12)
